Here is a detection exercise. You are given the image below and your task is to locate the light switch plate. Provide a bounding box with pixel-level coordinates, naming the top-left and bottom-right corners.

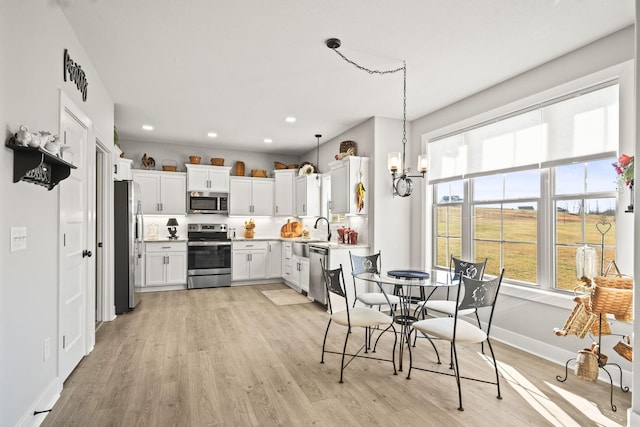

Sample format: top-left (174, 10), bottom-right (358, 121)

top-left (11, 227), bottom-right (27, 252)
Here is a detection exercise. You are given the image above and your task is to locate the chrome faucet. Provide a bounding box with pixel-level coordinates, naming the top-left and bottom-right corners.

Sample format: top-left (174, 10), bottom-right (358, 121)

top-left (314, 216), bottom-right (331, 242)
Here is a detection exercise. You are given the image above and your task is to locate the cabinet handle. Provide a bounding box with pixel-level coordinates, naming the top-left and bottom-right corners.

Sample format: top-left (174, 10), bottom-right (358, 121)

top-left (275, 206), bottom-right (278, 213)
top-left (303, 203), bottom-right (306, 213)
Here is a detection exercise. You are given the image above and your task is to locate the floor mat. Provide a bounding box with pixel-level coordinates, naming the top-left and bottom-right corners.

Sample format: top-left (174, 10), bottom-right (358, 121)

top-left (261, 289), bottom-right (312, 306)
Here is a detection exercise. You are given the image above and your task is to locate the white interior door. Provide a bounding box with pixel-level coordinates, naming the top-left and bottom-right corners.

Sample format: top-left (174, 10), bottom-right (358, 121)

top-left (59, 93), bottom-right (93, 382)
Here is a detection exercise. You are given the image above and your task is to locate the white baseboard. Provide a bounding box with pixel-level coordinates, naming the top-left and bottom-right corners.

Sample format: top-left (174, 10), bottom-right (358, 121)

top-left (491, 324), bottom-right (633, 390)
top-left (17, 378), bottom-right (61, 427)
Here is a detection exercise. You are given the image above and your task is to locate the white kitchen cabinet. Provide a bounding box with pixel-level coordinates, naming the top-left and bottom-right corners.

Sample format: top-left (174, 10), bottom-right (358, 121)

top-left (132, 170), bottom-right (186, 215)
top-left (329, 156), bottom-right (369, 215)
top-left (229, 177), bottom-right (274, 216)
top-left (144, 241), bottom-right (187, 287)
top-left (232, 241), bottom-right (267, 281)
top-left (186, 164), bottom-right (231, 192)
top-left (282, 241), bottom-right (293, 283)
top-left (291, 254), bottom-right (310, 292)
top-left (295, 174), bottom-right (321, 217)
top-left (114, 158), bottom-right (132, 181)
top-left (267, 240), bottom-right (282, 278)
top-left (274, 169), bottom-right (295, 216)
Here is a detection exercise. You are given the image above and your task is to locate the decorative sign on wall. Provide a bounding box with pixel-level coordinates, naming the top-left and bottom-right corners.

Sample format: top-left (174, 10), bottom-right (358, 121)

top-left (63, 49), bottom-right (88, 102)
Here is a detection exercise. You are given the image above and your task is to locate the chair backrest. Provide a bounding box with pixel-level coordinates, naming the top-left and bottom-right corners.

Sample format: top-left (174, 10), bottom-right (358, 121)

top-left (454, 269), bottom-right (504, 336)
top-left (450, 256), bottom-right (487, 281)
top-left (322, 260), bottom-right (349, 316)
top-left (350, 252), bottom-right (381, 275)
top-left (349, 251), bottom-right (382, 306)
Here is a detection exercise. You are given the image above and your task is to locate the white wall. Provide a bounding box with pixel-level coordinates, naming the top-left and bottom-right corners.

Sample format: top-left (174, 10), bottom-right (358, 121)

top-left (371, 117), bottom-right (412, 271)
top-left (0, 1), bottom-right (115, 426)
top-left (408, 26), bottom-right (636, 381)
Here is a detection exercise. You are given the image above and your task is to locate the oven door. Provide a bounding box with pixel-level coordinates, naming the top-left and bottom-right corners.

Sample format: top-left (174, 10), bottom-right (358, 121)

top-left (187, 242), bottom-right (231, 276)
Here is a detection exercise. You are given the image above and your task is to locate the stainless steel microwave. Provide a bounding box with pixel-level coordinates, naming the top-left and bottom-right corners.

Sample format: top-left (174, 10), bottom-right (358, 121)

top-left (187, 192), bottom-right (228, 214)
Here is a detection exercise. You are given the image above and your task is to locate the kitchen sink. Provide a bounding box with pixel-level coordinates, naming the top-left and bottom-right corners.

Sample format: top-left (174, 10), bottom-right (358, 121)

top-left (292, 241), bottom-right (310, 257)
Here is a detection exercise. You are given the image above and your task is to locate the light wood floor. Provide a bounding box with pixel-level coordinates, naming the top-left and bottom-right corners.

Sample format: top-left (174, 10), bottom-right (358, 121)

top-left (42, 284), bottom-right (631, 426)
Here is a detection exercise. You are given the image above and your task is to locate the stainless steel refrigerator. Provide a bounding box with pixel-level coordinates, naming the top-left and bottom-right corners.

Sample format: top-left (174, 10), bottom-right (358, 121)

top-left (114, 180), bottom-right (144, 314)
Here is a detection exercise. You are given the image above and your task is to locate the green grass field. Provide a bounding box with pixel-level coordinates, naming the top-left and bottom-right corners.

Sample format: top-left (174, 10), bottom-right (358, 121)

top-left (435, 207), bottom-right (616, 290)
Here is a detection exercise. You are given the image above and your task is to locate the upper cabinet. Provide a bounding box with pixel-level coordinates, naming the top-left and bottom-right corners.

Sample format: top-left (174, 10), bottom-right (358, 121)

top-left (132, 170), bottom-right (186, 215)
top-left (274, 169), bottom-right (295, 216)
top-left (329, 156), bottom-right (369, 215)
top-left (229, 176), bottom-right (274, 216)
top-left (186, 164), bottom-right (231, 192)
top-left (114, 158), bottom-right (132, 181)
top-left (295, 174), bottom-right (321, 217)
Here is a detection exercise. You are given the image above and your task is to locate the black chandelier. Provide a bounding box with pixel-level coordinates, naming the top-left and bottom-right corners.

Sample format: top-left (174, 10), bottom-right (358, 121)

top-left (326, 38), bottom-right (427, 197)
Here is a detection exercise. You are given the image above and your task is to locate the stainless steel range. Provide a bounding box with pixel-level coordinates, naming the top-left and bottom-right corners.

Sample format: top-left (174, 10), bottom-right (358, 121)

top-left (187, 223), bottom-right (231, 289)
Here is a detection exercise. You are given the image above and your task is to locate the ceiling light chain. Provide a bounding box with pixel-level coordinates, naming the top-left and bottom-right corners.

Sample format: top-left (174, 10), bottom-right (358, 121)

top-left (326, 38), bottom-right (426, 197)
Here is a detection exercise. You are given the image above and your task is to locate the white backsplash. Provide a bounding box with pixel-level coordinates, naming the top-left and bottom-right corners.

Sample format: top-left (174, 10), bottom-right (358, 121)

top-left (143, 213), bottom-right (368, 243)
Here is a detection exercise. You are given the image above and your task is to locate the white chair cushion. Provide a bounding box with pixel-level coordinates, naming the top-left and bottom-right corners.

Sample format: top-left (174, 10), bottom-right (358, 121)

top-left (357, 292), bottom-right (401, 307)
top-left (412, 317), bottom-right (487, 343)
top-left (419, 300), bottom-right (475, 316)
top-left (332, 307), bottom-right (394, 328)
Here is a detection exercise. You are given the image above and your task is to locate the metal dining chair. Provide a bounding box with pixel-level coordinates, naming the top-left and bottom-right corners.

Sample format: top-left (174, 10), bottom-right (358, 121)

top-left (349, 251), bottom-right (401, 351)
top-left (320, 261), bottom-right (398, 383)
top-left (407, 270), bottom-right (505, 411)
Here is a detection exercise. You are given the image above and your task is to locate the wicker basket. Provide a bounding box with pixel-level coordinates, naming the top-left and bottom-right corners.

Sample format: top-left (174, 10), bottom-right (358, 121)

top-left (235, 161), bottom-right (245, 176)
top-left (251, 169), bottom-right (267, 178)
top-left (593, 261), bottom-right (633, 289)
top-left (590, 285), bottom-right (633, 317)
top-left (274, 161), bottom-right (287, 170)
top-left (162, 160), bottom-right (178, 171)
top-left (575, 344), bottom-right (601, 381)
top-left (340, 140), bottom-right (357, 155)
top-left (287, 164), bottom-right (299, 169)
top-left (554, 296), bottom-right (596, 339)
top-left (613, 336), bottom-right (633, 361)
top-left (189, 155), bottom-right (201, 164)
top-left (211, 158), bottom-right (224, 166)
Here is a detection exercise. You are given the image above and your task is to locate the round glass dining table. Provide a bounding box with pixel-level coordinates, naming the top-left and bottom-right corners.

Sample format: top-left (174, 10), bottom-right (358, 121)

top-left (353, 269), bottom-right (456, 371)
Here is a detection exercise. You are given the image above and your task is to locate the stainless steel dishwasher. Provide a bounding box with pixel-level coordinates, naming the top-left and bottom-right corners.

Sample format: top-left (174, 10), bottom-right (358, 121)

top-left (309, 246), bottom-right (328, 305)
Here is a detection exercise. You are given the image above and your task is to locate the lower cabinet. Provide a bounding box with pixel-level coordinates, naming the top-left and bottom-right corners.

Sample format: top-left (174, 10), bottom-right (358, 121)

top-left (232, 241), bottom-right (267, 281)
top-left (282, 241), bottom-right (293, 283)
top-left (145, 241), bottom-right (187, 287)
top-left (290, 254), bottom-right (310, 293)
top-left (267, 240), bottom-right (282, 278)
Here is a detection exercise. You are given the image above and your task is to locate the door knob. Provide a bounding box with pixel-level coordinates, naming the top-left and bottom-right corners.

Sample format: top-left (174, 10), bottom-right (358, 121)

top-left (82, 249), bottom-right (93, 258)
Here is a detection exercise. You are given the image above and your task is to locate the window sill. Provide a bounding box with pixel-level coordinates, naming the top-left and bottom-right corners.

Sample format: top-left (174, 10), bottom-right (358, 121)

top-left (500, 282), bottom-right (577, 310)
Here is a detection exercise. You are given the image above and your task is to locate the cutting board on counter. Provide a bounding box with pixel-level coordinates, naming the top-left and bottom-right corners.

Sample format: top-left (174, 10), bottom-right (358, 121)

top-left (280, 220), bottom-right (303, 238)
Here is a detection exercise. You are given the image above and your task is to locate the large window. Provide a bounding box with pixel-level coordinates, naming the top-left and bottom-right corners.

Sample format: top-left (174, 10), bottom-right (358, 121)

top-left (430, 82), bottom-right (619, 291)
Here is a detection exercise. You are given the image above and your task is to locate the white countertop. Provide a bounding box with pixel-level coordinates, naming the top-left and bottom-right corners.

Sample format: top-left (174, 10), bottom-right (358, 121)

top-left (144, 238), bottom-right (188, 243)
top-left (231, 236), bottom-right (368, 249)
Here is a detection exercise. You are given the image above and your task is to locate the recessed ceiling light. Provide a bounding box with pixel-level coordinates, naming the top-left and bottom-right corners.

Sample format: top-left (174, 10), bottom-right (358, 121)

top-left (285, 116), bottom-right (296, 123)
top-left (142, 125), bottom-right (154, 131)
top-left (264, 138), bottom-right (273, 144)
top-left (207, 132), bottom-right (217, 138)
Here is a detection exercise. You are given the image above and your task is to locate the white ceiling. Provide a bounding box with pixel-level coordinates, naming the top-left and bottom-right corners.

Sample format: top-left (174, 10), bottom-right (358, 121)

top-left (58, 0), bottom-right (634, 155)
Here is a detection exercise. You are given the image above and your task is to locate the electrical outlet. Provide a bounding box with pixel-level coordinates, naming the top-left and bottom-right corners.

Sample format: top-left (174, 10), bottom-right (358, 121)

top-left (44, 338), bottom-right (51, 361)
top-left (11, 227), bottom-right (27, 252)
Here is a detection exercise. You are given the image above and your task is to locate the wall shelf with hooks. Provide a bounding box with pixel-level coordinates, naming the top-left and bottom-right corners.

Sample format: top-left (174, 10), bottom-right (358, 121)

top-left (6, 136), bottom-right (76, 190)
